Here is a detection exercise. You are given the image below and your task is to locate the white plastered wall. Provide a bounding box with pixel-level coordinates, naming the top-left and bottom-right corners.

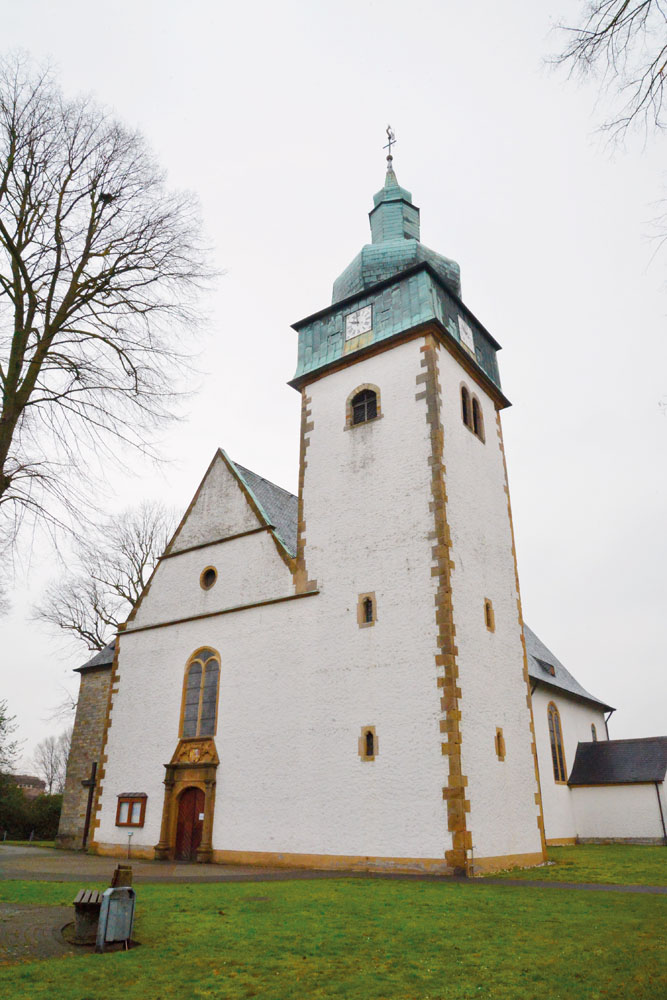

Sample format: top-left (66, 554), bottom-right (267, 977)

top-left (292, 339), bottom-right (449, 860)
top-left (130, 530), bottom-right (292, 630)
top-left (531, 686), bottom-right (608, 842)
top-left (98, 341), bottom-right (449, 861)
top-left (435, 343), bottom-right (543, 861)
top-left (571, 783), bottom-right (666, 842)
top-left (169, 452), bottom-right (260, 553)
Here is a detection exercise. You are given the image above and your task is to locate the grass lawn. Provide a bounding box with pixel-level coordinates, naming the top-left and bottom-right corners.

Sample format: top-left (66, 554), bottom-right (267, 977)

top-left (0, 878), bottom-right (665, 999)
top-left (0, 840), bottom-right (56, 849)
top-left (491, 844), bottom-right (667, 886)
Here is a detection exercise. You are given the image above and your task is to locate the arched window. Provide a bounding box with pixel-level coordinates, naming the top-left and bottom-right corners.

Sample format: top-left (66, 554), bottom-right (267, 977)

top-left (472, 397), bottom-right (484, 441)
top-left (591, 723), bottom-right (597, 742)
top-left (365, 729), bottom-right (375, 757)
top-left (351, 388), bottom-right (377, 425)
top-left (181, 648), bottom-right (220, 738)
top-left (484, 599), bottom-right (495, 632)
top-left (461, 386), bottom-right (471, 429)
top-left (547, 702), bottom-right (567, 783)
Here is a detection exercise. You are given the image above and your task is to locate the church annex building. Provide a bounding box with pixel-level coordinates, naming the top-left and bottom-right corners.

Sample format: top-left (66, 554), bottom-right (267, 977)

top-left (58, 158), bottom-right (667, 873)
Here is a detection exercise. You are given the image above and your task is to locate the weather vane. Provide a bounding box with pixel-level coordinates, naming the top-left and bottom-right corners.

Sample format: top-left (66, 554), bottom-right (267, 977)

top-left (383, 125), bottom-right (396, 162)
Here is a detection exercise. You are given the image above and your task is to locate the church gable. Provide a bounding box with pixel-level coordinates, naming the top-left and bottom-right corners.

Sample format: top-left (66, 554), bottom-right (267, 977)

top-left (167, 450), bottom-right (265, 555)
top-left (124, 450), bottom-right (296, 632)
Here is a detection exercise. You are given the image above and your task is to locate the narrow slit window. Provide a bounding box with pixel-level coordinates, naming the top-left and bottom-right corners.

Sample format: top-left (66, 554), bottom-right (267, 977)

top-left (351, 389), bottom-right (377, 425)
top-left (461, 386), bottom-right (471, 428)
top-left (547, 702), bottom-right (567, 783)
top-left (495, 727), bottom-right (506, 761)
top-left (484, 599), bottom-right (495, 632)
top-left (359, 725), bottom-right (377, 761)
top-left (363, 597), bottom-right (374, 623)
top-left (591, 723), bottom-right (597, 742)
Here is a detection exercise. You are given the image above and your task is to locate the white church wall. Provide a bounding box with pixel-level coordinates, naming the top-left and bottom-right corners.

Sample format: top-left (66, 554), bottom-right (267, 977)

top-left (436, 343), bottom-right (543, 862)
top-left (531, 686), bottom-right (607, 842)
top-left (169, 453), bottom-right (260, 553)
top-left (95, 626), bottom-right (188, 852)
top-left (290, 339), bottom-right (450, 861)
top-left (571, 783), bottom-right (666, 843)
top-left (130, 530), bottom-right (293, 630)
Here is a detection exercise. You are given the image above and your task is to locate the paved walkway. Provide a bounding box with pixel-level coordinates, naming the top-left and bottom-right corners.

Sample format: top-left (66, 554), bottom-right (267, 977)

top-left (0, 901), bottom-right (75, 964)
top-left (1, 844), bottom-right (665, 893)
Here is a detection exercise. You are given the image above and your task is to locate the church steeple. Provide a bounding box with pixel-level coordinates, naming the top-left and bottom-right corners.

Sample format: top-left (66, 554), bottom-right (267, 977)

top-left (369, 158), bottom-right (420, 244)
top-left (330, 139), bottom-right (461, 305)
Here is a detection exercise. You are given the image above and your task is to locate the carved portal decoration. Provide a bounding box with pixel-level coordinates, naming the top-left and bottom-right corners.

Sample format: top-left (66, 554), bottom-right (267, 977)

top-left (171, 738), bottom-right (219, 766)
top-left (154, 739), bottom-right (219, 863)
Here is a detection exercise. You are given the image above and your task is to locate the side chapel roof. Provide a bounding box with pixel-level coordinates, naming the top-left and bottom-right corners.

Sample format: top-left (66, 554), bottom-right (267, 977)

top-left (524, 623), bottom-right (613, 711)
top-left (76, 640), bottom-right (116, 673)
top-left (568, 737), bottom-right (667, 785)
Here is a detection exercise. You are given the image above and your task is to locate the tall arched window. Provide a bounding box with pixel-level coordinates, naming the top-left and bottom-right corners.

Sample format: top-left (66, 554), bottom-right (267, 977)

top-left (181, 648), bottom-right (220, 738)
top-left (472, 397), bottom-right (484, 440)
top-left (461, 386), bottom-right (471, 428)
top-left (351, 388), bottom-right (377, 425)
top-left (591, 723), bottom-right (598, 742)
top-left (547, 702), bottom-right (567, 783)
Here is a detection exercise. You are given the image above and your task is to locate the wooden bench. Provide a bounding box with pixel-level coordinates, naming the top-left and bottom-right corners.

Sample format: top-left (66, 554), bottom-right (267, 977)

top-left (73, 889), bottom-right (104, 944)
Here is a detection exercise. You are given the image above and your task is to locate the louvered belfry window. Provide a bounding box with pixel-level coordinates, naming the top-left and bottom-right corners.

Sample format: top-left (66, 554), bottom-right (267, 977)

top-left (352, 389), bottom-right (377, 425)
top-left (547, 702), bottom-right (567, 783)
top-left (182, 648), bottom-right (220, 738)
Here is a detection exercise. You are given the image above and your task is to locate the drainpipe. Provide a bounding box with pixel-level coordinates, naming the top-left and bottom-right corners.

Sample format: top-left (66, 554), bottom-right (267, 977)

top-left (655, 782), bottom-right (667, 846)
top-left (603, 710), bottom-right (615, 740)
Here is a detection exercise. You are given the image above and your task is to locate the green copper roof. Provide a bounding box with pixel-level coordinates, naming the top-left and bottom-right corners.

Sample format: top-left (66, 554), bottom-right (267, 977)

top-left (332, 160), bottom-right (461, 303)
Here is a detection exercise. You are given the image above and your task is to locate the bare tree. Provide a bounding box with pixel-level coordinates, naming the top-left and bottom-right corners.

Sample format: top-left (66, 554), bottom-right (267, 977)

top-left (33, 733), bottom-right (60, 793)
top-left (554, 2), bottom-right (667, 137)
top-left (34, 499), bottom-right (175, 650)
top-left (0, 54), bottom-right (211, 545)
top-left (0, 699), bottom-right (20, 771)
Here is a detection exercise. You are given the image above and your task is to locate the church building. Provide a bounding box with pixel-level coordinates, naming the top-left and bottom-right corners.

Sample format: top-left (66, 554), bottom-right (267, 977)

top-left (57, 152), bottom-right (667, 871)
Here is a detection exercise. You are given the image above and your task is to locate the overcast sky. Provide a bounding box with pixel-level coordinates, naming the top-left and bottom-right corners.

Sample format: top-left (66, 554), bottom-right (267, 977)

top-left (2, 0), bottom-right (665, 768)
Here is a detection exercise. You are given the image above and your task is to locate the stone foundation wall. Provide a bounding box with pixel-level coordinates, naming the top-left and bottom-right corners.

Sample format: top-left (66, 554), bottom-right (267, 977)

top-left (56, 665), bottom-right (112, 849)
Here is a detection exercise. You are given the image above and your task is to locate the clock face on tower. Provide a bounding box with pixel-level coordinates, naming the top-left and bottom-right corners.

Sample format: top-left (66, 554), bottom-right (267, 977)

top-left (345, 305), bottom-right (373, 341)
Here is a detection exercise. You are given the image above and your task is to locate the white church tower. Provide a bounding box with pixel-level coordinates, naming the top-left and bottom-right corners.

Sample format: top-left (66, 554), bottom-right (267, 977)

top-left (288, 149), bottom-right (546, 872)
top-left (89, 147), bottom-right (546, 874)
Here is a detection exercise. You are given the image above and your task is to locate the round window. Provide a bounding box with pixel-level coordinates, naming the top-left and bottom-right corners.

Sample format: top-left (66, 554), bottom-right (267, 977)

top-left (200, 567), bottom-right (217, 590)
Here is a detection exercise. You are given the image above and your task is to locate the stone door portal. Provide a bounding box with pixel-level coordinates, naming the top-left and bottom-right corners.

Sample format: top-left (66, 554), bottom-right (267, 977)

top-left (175, 787), bottom-right (205, 861)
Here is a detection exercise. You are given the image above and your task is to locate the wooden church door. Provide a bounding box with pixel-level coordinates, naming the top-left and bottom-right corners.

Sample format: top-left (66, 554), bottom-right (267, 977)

top-left (175, 787), bottom-right (205, 861)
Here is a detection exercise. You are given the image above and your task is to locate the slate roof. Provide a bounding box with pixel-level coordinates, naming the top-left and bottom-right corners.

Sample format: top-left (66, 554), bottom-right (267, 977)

top-left (524, 623), bottom-right (613, 711)
top-left (76, 641), bottom-right (116, 673)
top-left (569, 738), bottom-right (667, 785)
top-left (232, 462), bottom-right (298, 556)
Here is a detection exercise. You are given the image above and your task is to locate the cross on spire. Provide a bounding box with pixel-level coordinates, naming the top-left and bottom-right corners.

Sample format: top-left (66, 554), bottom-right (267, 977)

top-left (383, 125), bottom-right (396, 163)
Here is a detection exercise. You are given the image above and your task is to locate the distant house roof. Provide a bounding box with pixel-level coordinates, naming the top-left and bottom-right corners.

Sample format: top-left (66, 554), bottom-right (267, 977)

top-left (76, 641), bottom-right (116, 673)
top-left (569, 737), bottom-right (667, 785)
top-left (12, 773), bottom-right (46, 789)
top-left (232, 462), bottom-right (298, 556)
top-left (524, 623), bottom-right (613, 711)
